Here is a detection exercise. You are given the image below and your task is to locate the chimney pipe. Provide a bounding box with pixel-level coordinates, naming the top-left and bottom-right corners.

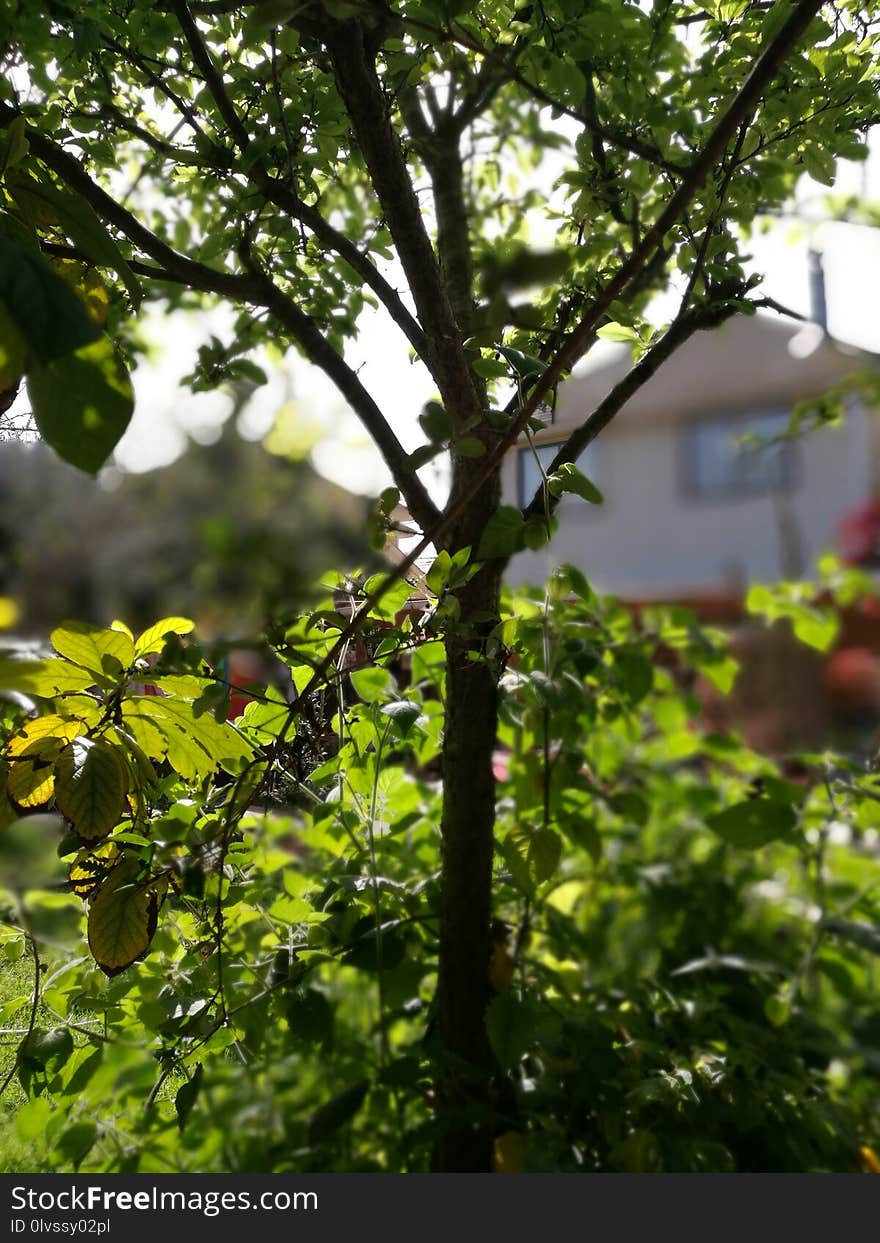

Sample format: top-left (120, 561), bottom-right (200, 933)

top-left (808, 248), bottom-right (828, 334)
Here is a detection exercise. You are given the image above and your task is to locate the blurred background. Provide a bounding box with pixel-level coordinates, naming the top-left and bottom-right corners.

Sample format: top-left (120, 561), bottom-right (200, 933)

top-left (2, 138), bottom-right (880, 756)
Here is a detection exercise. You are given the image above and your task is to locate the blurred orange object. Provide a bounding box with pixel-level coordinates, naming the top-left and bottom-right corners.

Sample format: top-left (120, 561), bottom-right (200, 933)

top-left (859, 1145), bottom-right (880, 1173)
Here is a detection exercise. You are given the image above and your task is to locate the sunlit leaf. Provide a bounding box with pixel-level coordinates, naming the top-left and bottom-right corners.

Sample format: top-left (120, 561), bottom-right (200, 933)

top-left (0, 655), bottom-right (96, 698)
top-left (350, 666), bottom-right (393, 703)
top-left (27, 335), bottom-right (134, 475)
top-left (87, 855), bottom-right (163, 976)
top-left (134, 617), bottom-right (195, 657)
top-left (51, 620), bottom-right (134, 678)
top-left (55, 737), bottom-right (130, 843)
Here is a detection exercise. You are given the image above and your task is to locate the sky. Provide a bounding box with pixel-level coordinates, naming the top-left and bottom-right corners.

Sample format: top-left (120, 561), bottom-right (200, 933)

top-left (98, 138), bottom-right (880, 505)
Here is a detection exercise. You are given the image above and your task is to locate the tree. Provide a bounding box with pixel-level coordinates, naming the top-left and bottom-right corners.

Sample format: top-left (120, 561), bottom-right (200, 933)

top-left (0, 0), bottom-right (878, 1170)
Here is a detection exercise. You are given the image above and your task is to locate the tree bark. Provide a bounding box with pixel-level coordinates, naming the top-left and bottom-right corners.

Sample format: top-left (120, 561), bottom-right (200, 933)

top-left (434, 461), bottom-right (503, 1172)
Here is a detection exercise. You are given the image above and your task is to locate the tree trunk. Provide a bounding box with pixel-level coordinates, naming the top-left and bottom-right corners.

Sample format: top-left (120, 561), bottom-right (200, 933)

top-left (433, 463), bottom-right (503, 1172)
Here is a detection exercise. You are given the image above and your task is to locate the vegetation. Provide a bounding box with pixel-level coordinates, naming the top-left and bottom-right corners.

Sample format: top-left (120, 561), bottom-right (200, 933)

top-left (2, 569), bottom-right (880, 1173)
top-left (0, 0), bottom-right (879, 1172)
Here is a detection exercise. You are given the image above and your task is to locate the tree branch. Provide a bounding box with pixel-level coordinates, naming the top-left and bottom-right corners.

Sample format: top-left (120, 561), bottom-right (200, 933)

top-left (397, 86), bottom-right (475, 335)
top-left (522, 301), bottom-right (741, 519)
top-left (248, 264), bottom-right (442, 534)
top-left (500, 0), bottom-right (825, 457)
top-left (2, 105), bottom-right (440, 532)
top-left (0, 102), bottom-right (260, 301)
top-left (389, 8), bottom-right (687, 175)
top-left (320, 18), bottom-right (483, 426)
top-left (39, 239), bottom-right (207, 286)
top-left (170, 0), bottom-right (429, 359)
top-left (101, 34), bottom-right (211, 142)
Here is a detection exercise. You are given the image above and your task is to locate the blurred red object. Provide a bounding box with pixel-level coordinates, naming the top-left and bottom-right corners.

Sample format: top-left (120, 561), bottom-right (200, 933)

top-left (837, 498), bottom-right (880, 566)
top-left (227, 651), bottom-right (266, 720)
top-left (824, 646), bottom-right (880, 719)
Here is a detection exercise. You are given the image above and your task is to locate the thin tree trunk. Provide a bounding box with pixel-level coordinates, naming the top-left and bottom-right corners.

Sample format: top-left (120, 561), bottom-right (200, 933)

top-left (434, 463), bottom-right (503, 1172)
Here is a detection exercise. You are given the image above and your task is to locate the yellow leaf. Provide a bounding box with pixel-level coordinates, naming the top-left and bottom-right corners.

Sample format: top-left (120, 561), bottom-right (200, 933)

top-left (134, 617), bottom-right (194, 658)
top-left (87, 855), bottom-right (163, 976)
top-left (48, 258), bottom-right (110, 326)
top-left (860, 1145), bottom-right (880, 1174)
top-left (69, 842), bottom-right (120, 899)
top-left (50, 620), bottom-right (134, 679)
top-left (7, 758), bottom-right (56, 808)
top-left (6, 714), bottom-right (83, 758)
top-left (493, 1131), bottom-right (525, 1174)
top-left (0, 597), bottom-right (19, 630)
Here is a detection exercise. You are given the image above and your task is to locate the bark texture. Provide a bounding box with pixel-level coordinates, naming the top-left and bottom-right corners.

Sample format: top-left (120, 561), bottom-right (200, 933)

top-left (434, 460), bottom-right (503, 1172)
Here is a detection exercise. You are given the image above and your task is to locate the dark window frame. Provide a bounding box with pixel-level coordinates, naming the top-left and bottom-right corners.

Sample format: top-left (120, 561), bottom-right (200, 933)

top-left (679, 409), bottom-right (799, 503)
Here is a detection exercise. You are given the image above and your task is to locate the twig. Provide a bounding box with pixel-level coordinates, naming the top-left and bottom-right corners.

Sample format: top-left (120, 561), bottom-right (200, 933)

top-left (0, 923), bottom-right (41, 1101)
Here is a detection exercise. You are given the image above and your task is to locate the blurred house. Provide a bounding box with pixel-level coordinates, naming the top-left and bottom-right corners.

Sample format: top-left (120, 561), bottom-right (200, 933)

top-left (501, 277), bottom-right (880, 755)
top-left (0, 421), bottom-right (372, 637)
top-left (503, 307), bottom-right (879, 602)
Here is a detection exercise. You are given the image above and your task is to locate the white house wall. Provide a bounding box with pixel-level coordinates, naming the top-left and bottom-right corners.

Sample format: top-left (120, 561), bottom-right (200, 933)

top-left (503, 404), bottom-right (871, 596)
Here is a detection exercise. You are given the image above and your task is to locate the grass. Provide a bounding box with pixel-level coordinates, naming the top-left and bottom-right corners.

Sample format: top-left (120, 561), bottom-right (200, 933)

top-left (0, 950), bottom-right (53, 1172)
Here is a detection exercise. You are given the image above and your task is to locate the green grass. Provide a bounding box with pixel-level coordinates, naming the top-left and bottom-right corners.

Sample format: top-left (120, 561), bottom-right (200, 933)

top-left (0, 952), bottom-right (52, 1172)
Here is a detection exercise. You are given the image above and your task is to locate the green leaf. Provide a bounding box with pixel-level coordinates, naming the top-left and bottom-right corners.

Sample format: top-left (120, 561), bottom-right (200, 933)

top-left (0, 300), bottom-right (27, 387)
top-left (418, 400), bottom-right (453, 444)
top-left (405, 443), bottom-right (443, 471)
top-left (496, 345), bottom-right (546, 378)
top-left (51, 620), bottom-right (134, 678)
top-left (547, 462), bottom-right (603, 505)
top-left (175, 1064), bottom-right (204, 1132)
top-left (452, 436), bottom-right (486, 458)
top-left (697, 652), bottom-right (739, 695)
top-left (350, 666), bottom-right (393, 703)
top-left (26, 335), bottom-right (134, 474)
top-left (127, 696), bottom-right (251, 778)
top-left (22, 1026), bottom-right (74, 1072)
top-left (342, 924), bottom-right (407, 972)
top-left (134, 616), bottom-right (195, 657)
top-left (426, 550), bottom-right (452, 596)
top-left (285, 988), bottom-right (335, 1048)
top-left (707, 798), bottom-right (797, 849)
top-left (118, 705), bottom-right (172, 767)
top-left (613, 647), bottom-right (654, 704)
top-left (56, 1120), bottom-right (98, 1167)
top-left (764, 992), bottom-right (791, 1027)
top-left (308, 1079), bottom-right (369, 1145)
top-left (745, 584), bottom-right (839, 652)
top-left (0, 234), bottom-right (101, 365)
top-left (471, 355), bottom-right (510, 379)
top-left (0, 115), bottom-right (29, 171)
top-left (87, 855), bottom-right (163, 976)
top-left (802, 144), bottom-right (836, 186)
top-left (502, 826), bottom-right (562, 894)
top-left (820, 917), bottom-right (880, 956)
top-left (477, 507), bottom-right (525, 560)
top-left (597, 322), bottom-right (640, 343)
top-left (523, 518), bottom-right (554, 549)
top-left (12, 170), bottom-right (142, 303)
top-left (487, 993), bottom-right (533, 1069)
top-left (0, 655), bottom-right (96, 697)
top-left (55, 737), bottom-right (130, 843)
top-left (380, 700), bottom-right (422, 738)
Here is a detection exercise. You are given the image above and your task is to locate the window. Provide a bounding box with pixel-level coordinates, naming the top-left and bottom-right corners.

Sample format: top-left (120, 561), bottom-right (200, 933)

top-left (682, 410), bottom-right (797, 500)
top-left (517, 440), bottom-right (598, 507)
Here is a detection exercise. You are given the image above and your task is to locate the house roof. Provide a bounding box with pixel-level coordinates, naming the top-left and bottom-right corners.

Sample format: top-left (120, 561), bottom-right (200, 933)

top-left (545, 313), bottom-right (878, 436)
